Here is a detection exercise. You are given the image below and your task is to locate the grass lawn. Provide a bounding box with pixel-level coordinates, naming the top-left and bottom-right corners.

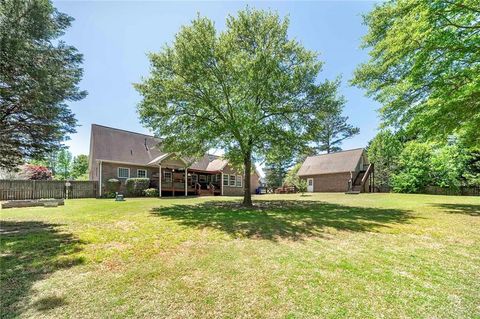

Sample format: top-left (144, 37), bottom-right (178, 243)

top-left (1, 193), bottom-right (479, 318)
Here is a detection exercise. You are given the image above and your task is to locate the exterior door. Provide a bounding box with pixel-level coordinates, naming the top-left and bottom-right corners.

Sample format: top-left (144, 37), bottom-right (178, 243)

top-left (307, 178), bottom-right (314, 192)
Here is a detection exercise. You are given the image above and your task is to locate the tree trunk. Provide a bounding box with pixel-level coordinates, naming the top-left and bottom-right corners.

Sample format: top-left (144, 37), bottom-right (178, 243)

top-left (243, 153), bottom-right (252, 207)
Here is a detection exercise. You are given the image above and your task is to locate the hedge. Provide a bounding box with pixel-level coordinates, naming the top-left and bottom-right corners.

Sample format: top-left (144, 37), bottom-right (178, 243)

top-left (125, 178), bottom-right (150, 197)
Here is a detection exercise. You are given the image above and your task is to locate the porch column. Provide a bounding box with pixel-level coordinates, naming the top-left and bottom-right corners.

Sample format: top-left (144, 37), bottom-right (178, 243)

top-left (158, 164), bottom-right (162, 197)
top-left (221, 172), bottom-right (224, 196)
top-left (184, 168), bottom-right (188, 196)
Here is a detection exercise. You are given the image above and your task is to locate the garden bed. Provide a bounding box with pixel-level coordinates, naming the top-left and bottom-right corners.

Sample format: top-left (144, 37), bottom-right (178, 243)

top-left (1, 198), bottom-right (65, 209)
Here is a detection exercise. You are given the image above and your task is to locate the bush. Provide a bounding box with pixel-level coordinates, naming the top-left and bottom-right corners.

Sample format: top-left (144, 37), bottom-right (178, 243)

top-left (296, 179), bottom-right (308, 195)
top-left (106, 178), bottom-right (121, 193)
top-left (21, 164), bottom-right (52, 180)
top-left (144, 188), bottom-right (159, 197)
top-left (125, 178), bottom-right (150, 197)
top-left (103, 192), bottom-right (117, 198)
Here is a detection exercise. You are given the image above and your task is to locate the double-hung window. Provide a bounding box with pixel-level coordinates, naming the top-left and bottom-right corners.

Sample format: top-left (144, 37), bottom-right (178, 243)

top-left (118, 167), bottom-right (130, 178)
top-left (223, 174), bottom-right (229, 186)
top-left (236, 175), bottom-right (242, 188)
top-left (137, 169), bottom-right (147, 178)
top-left (229, 175), bottom-right (236, 186)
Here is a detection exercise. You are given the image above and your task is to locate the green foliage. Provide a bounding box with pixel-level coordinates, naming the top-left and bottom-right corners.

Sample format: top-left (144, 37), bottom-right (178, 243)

top-left (367, 130), bottom-right (403, 190)
top-left (430, 143), bottom-right (466, 189)
top-left (311, 79), bottom-right (359, 153)
top-left (462, 148), bottom-right (480, 186)
top-left (135, 8), bottom-right (340, 205)
top-left (284, 163), bottom-right (302, 188)
top-left (0, 0), bottom-right (86, 170)
top-left (352, 0), bottom-right (480, 147)
top-left (264, 161), bottom-right (289, 190)
top-left (144, 188), bottom-right (159, 197)
top-left (391, 142), bottom-right (433, 193)
top-left (296, 179), bottom-right (308, 195)
top-left (125, 178), bottom-right (150, 197)
top-left (105, 179), bottom-right (121, 194)
top-left (71, 155), bottom-right (88, 180)
top-left (55, 149), bottom-right (72, 180)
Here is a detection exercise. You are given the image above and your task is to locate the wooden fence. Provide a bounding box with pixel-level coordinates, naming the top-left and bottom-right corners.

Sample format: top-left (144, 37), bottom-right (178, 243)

top-left (424, 186), bottom-right (480, 196)
top-left (0, 180), bottom-right (98, 200)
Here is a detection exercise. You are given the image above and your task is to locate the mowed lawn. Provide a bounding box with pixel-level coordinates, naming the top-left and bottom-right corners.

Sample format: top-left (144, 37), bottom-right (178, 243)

top-left (1, 194), bottom-right (479, 318)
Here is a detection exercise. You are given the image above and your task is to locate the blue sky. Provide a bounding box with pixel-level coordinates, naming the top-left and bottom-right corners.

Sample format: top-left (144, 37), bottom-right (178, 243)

top-left (56, 0), bottom-right (380, 159)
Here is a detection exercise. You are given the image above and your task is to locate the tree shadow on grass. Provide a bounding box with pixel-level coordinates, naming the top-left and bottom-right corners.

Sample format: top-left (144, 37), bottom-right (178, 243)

top-left (0, 221), bottom-right (84, 319)
top-left (433, 203), bottom-right (480, 216)
top-left (151, 200), bottom-right (413, 241)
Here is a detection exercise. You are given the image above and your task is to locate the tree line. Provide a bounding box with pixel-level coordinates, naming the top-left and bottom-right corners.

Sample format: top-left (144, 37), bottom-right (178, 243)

top-left (1, 0), bottom-right (478, 204)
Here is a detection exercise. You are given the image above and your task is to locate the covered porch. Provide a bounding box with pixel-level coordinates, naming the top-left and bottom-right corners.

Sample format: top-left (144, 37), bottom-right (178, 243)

top-left (148, 153), bottom-right (223, 197)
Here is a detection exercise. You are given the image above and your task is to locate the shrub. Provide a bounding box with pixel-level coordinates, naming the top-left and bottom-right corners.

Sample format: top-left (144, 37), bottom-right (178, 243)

top-left (125, 178), bottom-right (150, 197)
top-left (144, 188), bottom-right (159, 197)
top-left (106, 179), bottom-right (121, 194)
top-left (103, 192), bottom-right (117, 198)
top-left (21, 164), bottom-right (52, 180)
top-left (296, 179), bottom-right (308, 195)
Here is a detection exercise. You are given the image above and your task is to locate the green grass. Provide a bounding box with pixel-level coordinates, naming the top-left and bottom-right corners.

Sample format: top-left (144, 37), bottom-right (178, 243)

top-left (1, 193), bottom-right (479, 318)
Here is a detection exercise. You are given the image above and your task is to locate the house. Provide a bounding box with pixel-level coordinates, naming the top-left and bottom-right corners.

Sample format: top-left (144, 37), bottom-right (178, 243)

top-left (297, 148), bottom-right (374, 193)
top-left (88, 124), bottom-right (260, 196)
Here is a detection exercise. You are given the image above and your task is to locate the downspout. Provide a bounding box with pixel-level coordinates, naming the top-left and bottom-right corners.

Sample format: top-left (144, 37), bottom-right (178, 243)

top-left (221, 172), bottom-right (224, 196)
top-left (99, 160), bottom-right (103, 197)
top-left (159, 164), bottom-right (162, 197)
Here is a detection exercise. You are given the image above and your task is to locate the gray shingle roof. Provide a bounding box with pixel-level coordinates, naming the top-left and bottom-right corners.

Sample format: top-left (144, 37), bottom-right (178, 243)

top-left (297, 148), bottom-right (365, 176)
top-left (90, 124), bottom-right (229, 172)
top-left (90, 124), bottom-right (165, 166)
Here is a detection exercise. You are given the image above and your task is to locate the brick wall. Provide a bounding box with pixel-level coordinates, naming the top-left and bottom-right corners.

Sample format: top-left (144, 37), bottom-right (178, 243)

top-left (301, 172), bottom-right (351, 192)
top-left (221, 164), bottom-right (260, 195)
top-left (100, 162), bottom-right (158, 193)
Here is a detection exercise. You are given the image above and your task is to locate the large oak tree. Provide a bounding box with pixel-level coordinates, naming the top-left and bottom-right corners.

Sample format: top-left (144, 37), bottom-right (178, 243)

top-left (0, 0), bottom-right (86, 170)
top-left (135, 9), bottom-right (338, 206)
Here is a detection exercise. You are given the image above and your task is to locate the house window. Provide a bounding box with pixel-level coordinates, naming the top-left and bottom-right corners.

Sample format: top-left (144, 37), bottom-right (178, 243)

top-left (164, 171), bottom-right (172, 182)
top-left (199, 175), bottom-right (206, 182)
top-left (229, 175), bottom-right (236, 186)
top-left (192, 174), bottom-right (198, 184)
top-left (118, 167), bottom-right (130, 179)
top-left (236, 175), bottom-right (242, 187)
top-left (137, 169), bottom-right (147, 178)
top-left (223, 174), bottom-right (229, 186)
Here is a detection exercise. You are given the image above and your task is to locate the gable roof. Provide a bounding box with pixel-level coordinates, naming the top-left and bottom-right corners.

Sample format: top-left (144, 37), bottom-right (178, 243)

top-left (188, 154), bottom-right (228, 172)
top-left (89, 124), bottom-right (247, 174)
top-left (297, 148), bottom-right (365, 176)
top-left (90, 124), bottom-right (165, 166)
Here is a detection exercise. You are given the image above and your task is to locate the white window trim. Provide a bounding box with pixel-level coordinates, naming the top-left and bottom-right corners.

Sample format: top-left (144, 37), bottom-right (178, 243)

top-left (236, 175), bottom-right (243, 188)
top-left (229, 174), bottom-right (236, 187)
top-left (117, 167), bottom-right (130, 179)
top-left (137, 169), bottom-right (147, 178)
top-left (163, 170), bottom-right (172, 182)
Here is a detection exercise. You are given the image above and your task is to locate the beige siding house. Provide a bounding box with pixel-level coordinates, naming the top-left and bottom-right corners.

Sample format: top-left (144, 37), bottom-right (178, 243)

top-left (88, 124), bottom-right (260, 196)
top-left (297, 148), bottom-right (374, 193)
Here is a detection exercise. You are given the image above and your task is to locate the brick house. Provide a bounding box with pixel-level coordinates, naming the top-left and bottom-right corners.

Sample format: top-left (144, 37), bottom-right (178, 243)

top-left (297, 148), bottom-right (374, 193)
top-left (88, 124), bottom-right (260, 196)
